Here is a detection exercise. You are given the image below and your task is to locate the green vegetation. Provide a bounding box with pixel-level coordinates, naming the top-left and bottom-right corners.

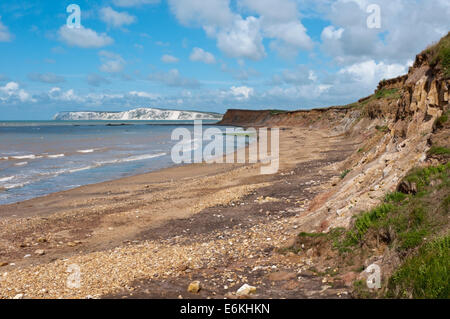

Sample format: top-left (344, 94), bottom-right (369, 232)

top-left (428, 32), bottom-right (450, 78)
top-left (385, 191), bottom-right (407, 203)
top-left (375, 125), bottom-right (389, 133)
top-left (436, 110), bottom-right (449, 127)
top-left (388, 236), bottom-right (449, 299)
top-left (296, 163), bottom-right (449, 298)
top-left (340, 169), bottom-right (352, 179)
top-left (269, 109), bottom-right (288, 115)
top-left (428, 146), bottom-right (450, 157)
top-left (346, 88), bottom-right (401, 110)
top-left (375, 88), bottom-right (401, 100)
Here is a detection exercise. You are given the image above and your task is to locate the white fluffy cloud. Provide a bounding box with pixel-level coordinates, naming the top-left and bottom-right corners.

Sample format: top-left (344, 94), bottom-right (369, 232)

top-left (239, 0), bottom-right (313, 56)
top-left (229, 86), bottom-right (254, 100)
top-left (168, 0), bottom-right (234, 28)
top-left (100, 7), bottom-right (136, 28)
top-left (338, 60), bottom-right (409, 85)
top-left (129, 91), bottom-right (159, 99)
top-left (189, 48), bottom-right (216, 64)
top-left (215, 16), bottom-right (266, 60)
top-left (320, 0), bottom-right (450, 64)
top-left (0, 82), bottom-right (34, 103)
top-left (58, 25), bottom-right (113, 48)
top-left (99, 51), bottom-right (125, 73)
top-left (161, 54), bottom-right (179, 63)
top-left (168, 0), bottom-right (313, 60)
top-left (0, 17), bottom-right (12, 42)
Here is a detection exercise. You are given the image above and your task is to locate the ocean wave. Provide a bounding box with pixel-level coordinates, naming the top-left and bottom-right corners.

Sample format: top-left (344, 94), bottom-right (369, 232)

top-left (77, 149), bottom-right (99, 154)
top-left (68, 166), bottom-right (96, 173)
top-left (3, 181), bottom-right (31, 190)
top-left (14, 162), bottom-right (28, 167)
top-left (95, 152), bottom-right (167, 165)
top-left (0, 152), bottom-right (167, 192)
top-left (47, 154), bottom-right (65, 158)
top-left (11, 154), bottom-right (40, 160)
top-left (0, 176), bottom-right (15, 183)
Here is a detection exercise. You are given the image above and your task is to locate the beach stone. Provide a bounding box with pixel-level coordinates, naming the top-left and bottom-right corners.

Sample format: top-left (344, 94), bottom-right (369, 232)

top-left (13, 294), bottom-right (24, 299)
top-left (34, 249), bottom-right (45, 256)
top-left (236, 284), bottom-right (257, 296)
top-left (187, 281), bottom-right (201, 294)
top-left (0, 262), bottom-right (8, 267)
top-left (37, 237), bottom-right (47, 243)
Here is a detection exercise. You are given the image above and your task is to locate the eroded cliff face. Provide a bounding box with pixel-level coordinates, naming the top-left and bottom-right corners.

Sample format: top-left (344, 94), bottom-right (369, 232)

top-left (217, 36), bottom-right (449, 296)
top-left (219, 36), bottom-right (449, 234)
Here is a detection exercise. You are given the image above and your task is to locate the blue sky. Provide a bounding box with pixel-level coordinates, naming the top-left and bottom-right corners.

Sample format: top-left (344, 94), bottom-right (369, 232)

top-left (0, 0), bottom-right (449, 120)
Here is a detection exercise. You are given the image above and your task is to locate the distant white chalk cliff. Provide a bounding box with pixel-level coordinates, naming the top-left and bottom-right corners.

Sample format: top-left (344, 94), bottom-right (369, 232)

top-left (53, 108), bottom-right (223, 121)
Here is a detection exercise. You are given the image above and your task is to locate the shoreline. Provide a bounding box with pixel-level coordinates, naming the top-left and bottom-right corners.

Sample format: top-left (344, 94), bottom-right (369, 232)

top-left (0, 125), bottom-right (361, 299)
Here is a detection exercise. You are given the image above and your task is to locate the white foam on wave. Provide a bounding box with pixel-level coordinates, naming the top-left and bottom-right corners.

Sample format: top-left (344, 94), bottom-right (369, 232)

top-left (14, 162), bottom-right (28, 167)
top-left (0, 176), bottom-right (15, 183)
top-left (77, 149), bottom-right (99, 154)
top-left (0, 152), bottom-right (167, 192)
top-left (68, 166), bottom-right (96, 173)
top-left (3, 181), bottom-right (31, 190)
top-left (95, 152), bottom-right (167, 166)
top-left (11, 154), bottom-right (39, 160)
top-left (47, 154), bottom-right (65, 158)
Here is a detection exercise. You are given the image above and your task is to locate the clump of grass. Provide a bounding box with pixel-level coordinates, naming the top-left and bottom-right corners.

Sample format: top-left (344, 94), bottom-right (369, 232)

top-left (375, 125), bottom-right (389, 133)
top-left (388, 236), bottom-right (450, 299)
top-left (385, 192), bottom-right (407, 203)
top-left (428, 146), bottom-right (450, 157)
top-left (375, 88), bottom-right (401, 100)
top-left (427, 32), bottom-right (450, 78)
top-left (436, 110), bottom-right (449, 127)
top-left (269, 109), bottom-right (287, 115)
top-left (332, 163), bottom-right (449, 254)
top-left (404, 163), bottom-right (449, 192)
top-left (345, 204), bottom-right (394, 245)
top-left (340, 169), bottom-right (351, 179)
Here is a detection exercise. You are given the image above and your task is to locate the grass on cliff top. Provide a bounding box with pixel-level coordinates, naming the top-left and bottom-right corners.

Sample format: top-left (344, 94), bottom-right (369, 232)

top-left (427, 32), bottom-right (450, 78)
top-left (269, 109), bottom-right (288, 115)
top-left (297, 162), bottom-right (449, 298)
top-left (374, 88), bottom-right (401, 100)
top-left (347, 88), bottom-right (401, 109)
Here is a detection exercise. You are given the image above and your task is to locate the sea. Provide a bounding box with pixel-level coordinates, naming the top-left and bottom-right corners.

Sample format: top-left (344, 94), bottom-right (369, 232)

top-left (0, 120), bottom-right (244, 205)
